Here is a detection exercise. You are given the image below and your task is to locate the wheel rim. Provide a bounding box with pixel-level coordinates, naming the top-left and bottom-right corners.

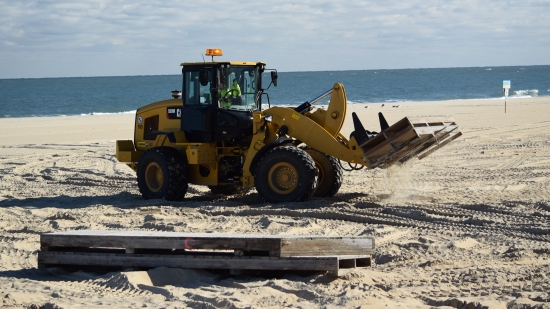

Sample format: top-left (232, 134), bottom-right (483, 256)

top-left (145, 162), bottom-right (163, 192)
top-left (267, 162), bottom-right (298, 194)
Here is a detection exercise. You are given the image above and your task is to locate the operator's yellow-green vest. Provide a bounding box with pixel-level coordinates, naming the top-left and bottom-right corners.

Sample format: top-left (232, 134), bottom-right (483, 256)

top-left (231, 80), bottom-right (241, 96)
top-left (220, 82), bottom-right (241, 107)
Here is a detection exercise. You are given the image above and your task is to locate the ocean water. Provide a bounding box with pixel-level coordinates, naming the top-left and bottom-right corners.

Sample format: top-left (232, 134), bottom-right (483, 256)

top-left (0, 65), bottom-right (548, 118)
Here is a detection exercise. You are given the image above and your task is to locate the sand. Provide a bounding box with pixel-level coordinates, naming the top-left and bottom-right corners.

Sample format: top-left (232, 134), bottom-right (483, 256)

top-left (1, 97), bottom-right (550, 308)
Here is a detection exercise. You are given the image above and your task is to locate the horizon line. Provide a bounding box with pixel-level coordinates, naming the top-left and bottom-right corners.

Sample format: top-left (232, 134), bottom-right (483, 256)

top-left (1, 64), bottom-right (549, 80)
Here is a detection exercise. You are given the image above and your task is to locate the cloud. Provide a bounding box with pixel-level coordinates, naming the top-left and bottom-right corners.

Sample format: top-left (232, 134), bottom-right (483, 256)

top-left (0, 0), bottom-right (548, 78)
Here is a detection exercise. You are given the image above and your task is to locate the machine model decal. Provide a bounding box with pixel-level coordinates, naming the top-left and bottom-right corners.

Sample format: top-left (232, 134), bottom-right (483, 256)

top-left (167, 107), bottom-right (182, 119)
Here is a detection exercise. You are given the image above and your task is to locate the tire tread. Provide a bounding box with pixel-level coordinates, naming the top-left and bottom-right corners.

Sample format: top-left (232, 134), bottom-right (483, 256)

top-left (255, 146), bottom-right (317, 203)
top-left (137, 147), bottom-right (188, 201)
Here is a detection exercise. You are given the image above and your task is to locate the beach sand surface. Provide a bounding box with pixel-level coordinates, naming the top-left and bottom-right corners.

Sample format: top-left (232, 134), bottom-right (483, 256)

top-left (1, 97), bottom-right (550, 308)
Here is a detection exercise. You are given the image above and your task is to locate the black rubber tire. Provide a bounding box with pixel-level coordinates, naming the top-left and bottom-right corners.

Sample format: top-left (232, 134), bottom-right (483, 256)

top-left (208, 185), bottom-right (249, 196)
top-left (255, 146), bottom-right (318, 203)
top-left (303, 148), bottom-right (343, 197)
top-left (137, 147), bottom-right (188, 201)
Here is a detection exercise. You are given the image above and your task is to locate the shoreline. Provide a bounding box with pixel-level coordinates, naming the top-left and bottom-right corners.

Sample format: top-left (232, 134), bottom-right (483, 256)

top-left (1, 96), bottom-right (548, 147)
top-left (1, 95), bottom-right (548, 120)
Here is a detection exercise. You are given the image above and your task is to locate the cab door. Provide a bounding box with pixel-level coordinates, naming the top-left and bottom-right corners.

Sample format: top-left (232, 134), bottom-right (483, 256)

top-left (181, 67), bottom-right (216, 142)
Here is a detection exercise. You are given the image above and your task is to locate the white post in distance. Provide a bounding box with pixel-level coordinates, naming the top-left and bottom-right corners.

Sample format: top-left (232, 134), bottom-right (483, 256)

top-left (503, 80), bottom-right (511, 113)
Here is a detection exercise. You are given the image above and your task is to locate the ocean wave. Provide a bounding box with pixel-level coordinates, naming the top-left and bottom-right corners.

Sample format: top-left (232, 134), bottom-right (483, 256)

top-left (344, 99), bottom-right (413, 105)
top-left (346, 100), bottom-right (368, 104)
top-left (510, 89), bottom-right (538, 98)
top-left (384, 99), bottom-right (414, 103)
top-left (79, 110), bottom-right (136, 116)
top-left (0, 110), bottom-right (137, 119)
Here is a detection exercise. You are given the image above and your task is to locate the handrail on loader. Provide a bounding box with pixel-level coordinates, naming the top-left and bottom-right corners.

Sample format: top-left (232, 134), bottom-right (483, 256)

top-left (294, 88), bottom-right (333, 114)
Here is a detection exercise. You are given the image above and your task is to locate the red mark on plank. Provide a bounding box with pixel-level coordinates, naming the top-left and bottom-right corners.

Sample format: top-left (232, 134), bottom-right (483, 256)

top-left (184, 237), bottom-right (195, 249)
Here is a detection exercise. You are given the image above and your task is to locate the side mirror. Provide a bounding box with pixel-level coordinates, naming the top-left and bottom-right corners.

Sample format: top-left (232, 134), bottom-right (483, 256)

top-left (199, 70), bottom-right (209, 86)
top-left (271, 71), bottom-right (278, 87)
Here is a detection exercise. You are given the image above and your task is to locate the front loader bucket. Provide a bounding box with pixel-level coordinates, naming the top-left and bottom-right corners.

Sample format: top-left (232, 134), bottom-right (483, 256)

top-left (355, 114), bottom-right (462, 169)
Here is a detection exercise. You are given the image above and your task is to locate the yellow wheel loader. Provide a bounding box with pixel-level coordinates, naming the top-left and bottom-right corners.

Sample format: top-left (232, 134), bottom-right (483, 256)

top-left (116, 49), bottom-right (462, 203)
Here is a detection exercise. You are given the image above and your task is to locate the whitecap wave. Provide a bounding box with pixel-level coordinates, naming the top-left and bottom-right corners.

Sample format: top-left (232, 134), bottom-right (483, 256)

top-left (346, 100), bottom-right (368, 104)
top-left (510, 89), bottom-right (538, 98)
top-left (79, 110), bottom-right (136, 116)
top-left (343, 99), bottom-right (413, 105)
top-left (384, 99), bottom-right (413, 103)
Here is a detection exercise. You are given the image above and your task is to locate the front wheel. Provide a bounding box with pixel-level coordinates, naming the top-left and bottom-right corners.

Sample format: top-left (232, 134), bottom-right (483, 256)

top-left (255, 146), bottom-right (317, 203)
top-left (137, 147), bottom-right (188, 201)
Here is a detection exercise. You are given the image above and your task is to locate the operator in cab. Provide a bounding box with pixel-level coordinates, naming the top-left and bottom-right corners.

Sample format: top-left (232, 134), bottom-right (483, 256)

top-left (219, 79), bottom-right (241, 108)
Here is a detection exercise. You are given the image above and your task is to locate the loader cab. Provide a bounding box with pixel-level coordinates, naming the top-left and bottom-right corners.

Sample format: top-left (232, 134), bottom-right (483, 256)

top-left (180, 61), bottom-right (266, 144)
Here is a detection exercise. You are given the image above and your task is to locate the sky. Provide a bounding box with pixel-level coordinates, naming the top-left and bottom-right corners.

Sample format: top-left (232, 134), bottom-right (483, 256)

top-left (1, 0), bottom-right (549, 79)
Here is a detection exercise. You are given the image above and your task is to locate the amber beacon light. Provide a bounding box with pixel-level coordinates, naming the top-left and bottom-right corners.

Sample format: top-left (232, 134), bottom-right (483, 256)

top-left (205, 48), bottom-right (223, 56)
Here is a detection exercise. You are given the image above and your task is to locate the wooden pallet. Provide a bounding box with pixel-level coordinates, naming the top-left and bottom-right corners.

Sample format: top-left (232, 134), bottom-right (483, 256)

top-left (38, 230), bottom-right (375, 276)
top-left (361, 115), bottom-right (460, 168)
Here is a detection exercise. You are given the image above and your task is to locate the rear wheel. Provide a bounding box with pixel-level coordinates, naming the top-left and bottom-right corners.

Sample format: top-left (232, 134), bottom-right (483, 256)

top-left (255, 146), bottom-right (317, 203)
top-left (137, 147), bottom-right (188, 201)
top-left (303, 148), bottom-right (343, 197)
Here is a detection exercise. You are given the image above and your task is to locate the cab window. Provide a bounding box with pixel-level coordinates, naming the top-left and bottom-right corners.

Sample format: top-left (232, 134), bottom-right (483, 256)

top-left (184, 70), bottom-right (212, 106)
top-left (218, 66), bottom-right (260, 109)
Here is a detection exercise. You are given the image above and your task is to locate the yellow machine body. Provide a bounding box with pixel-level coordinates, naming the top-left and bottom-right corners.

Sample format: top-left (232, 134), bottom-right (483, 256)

top-left (116, 57), bottom-right (461, 203)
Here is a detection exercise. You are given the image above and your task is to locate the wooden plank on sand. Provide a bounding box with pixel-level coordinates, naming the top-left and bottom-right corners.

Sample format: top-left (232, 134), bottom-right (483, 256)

top-left (40, 230), bottom-right (375, 257)
top-left (38, 251), bottom-right (371, 273)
